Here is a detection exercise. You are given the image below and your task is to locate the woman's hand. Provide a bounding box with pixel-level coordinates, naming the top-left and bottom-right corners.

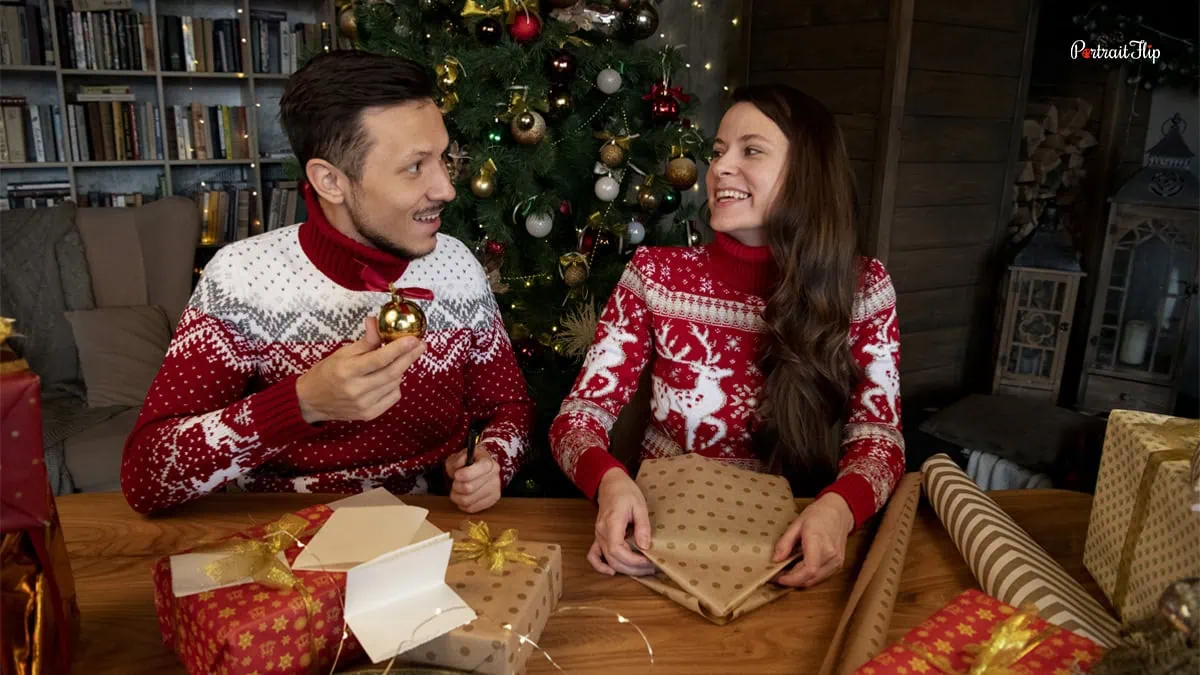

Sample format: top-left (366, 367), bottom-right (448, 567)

top-left (588, 468), bottom-right (657, 577)
top-left (772, 492), bottom-right (855, 588)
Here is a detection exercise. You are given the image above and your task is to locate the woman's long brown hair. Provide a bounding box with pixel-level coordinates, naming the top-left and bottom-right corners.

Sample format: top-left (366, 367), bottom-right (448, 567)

top-left (734, 85), bottom-right (863, 494)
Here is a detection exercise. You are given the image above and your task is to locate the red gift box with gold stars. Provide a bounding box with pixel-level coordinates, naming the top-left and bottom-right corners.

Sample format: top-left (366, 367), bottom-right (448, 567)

top-left (856, 590), bottom-right (1104, 674)
top-left (151, 503), bottom-right (368, 675)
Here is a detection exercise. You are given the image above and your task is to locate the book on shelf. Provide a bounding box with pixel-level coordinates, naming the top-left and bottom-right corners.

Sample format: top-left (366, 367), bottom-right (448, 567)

top-left (77, 190), bottom-right (154, 207)
top-left (0, 180), bottom-right (70, 209)
top-left (192, 182), bottom-right (256, 245)
top-left (0, 95), bottom-right (65, 163)
top-left (165, 103), bottom-right (248, 161)
top-left (250, 10), bottom-right (330, 75)
top-left (159, 14), bottom-right (242, 73)
top-left (262, 179), bottom-right (300, 231)
top-left (55, 7), bottom-right (154, 71)
top-left (0, 1), bottom-right (55, 66)
top-left (65, 86), bottom-right (165, 161)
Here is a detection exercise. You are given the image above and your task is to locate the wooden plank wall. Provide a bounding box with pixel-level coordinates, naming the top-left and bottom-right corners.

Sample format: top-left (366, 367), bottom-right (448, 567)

top-left (889, 0), bottom-right (1035, 403)
top-left (749, 0), bottom-right (1038, 406)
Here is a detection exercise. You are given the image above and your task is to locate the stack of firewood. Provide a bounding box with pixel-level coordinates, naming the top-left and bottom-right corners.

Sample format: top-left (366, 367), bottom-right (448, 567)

top-left (1010, 97), bottom-right (1097, 240)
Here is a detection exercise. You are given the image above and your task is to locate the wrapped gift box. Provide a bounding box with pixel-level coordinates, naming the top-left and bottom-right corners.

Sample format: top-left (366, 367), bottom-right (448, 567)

top-left (1, 327), bottom-right (80, 675)
top-left (153, 497), bottom-right (562, 675)
top-left (856, 590), bottom-right (1104, 674)
top-left (1084, 410), bottom-right (1200, 622)
top-left (400, 523), bottom-right (563, 674)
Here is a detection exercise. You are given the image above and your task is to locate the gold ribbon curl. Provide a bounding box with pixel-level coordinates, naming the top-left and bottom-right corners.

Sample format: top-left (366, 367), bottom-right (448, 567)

top-left (200, 513), bottom-right (322, 671)
top-left (902, 604), bottom-right (1055, 675)
top-left (461, 0), bottom-right (538, 24)
top-left (451, 521), bottom-right (539, 575)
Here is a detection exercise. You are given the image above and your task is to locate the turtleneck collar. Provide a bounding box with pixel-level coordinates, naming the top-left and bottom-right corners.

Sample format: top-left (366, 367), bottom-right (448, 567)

top-left (297, 183), bottom-right (411, 291)
top-left (707, 231), bottom-right (776, 298)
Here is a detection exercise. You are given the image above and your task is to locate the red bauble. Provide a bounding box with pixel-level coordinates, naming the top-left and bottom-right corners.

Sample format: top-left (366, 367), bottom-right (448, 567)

top-left (579, 230), bottom-right (596, 253)
top-left (509, 13), bottom-right (541, 42)
top-left (559, 200), bottom-right (573, 216)
top-left (485, 240), bottom-right (507, 258)
top-left (651, 94), bottom-right (680, 123)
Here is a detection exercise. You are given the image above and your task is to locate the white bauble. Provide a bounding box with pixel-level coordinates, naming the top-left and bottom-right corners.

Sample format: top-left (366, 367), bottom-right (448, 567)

top-left (525, 212), bottom-right (553, 238)
top-left (626, 219), bottom-right (645, 245)
top-left (596, 68), bottom-right (622, 95)
top-left (594, 176), bottom-right (620, 201)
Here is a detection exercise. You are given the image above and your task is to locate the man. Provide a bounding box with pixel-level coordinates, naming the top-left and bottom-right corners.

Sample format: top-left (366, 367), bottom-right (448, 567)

top-left (121, 51), bottom-right (533, 515)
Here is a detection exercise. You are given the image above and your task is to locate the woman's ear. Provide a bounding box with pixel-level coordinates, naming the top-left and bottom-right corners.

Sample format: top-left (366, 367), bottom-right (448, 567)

top-left (306, 159), bottom-right (348, 205)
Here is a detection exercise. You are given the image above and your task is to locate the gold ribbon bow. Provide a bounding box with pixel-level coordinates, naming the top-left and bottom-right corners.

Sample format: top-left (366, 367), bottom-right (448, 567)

top-left (594, 130), bottom-right (636, 150)
top-left (461, 0), bottom-right (537, 24)
top-left (0, 317), bottom-right (29, 375)
top-left (451, 521), bottom-right (539, 575)
top-left (904, 604), bottom-right (1055, 674)
top-left (477, 158), bottom-right (498, 180)
top-left (200, 514), bottom-right (322, 670)
top-left (498, 89), bottom-right (548, 122)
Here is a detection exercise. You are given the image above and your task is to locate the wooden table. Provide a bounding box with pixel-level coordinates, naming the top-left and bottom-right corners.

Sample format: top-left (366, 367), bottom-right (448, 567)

top-left (58, 489), bottom-right (1103, 674)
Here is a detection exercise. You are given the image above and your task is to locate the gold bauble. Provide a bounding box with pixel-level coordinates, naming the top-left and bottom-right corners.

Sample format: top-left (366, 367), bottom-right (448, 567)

top-left (562, 262), bottom-right (588, 288)
top-left (338, 6), bottom-right (357, 41)
top-left (378, 298), bottom-right (426, 342)
top-left (599, 141), bottom-right (626, 168)
top-left (511, 110), bottom-right (547, 145)
top-left (470, 171), bottom-right (496, 198)
top-left (638, 188), bottom-right (661, 212)
top-left (666, 156), bottom-right (698, 189)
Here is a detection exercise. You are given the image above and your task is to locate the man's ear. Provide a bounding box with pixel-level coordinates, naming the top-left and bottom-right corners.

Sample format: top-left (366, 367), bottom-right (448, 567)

top-left (306, 160), bottom-right (348, 204)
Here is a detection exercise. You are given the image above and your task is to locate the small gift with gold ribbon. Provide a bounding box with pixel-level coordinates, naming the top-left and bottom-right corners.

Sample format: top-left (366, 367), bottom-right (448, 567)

top-left (858, 590), bottom-right (1105, 674)
top-left (1, 316), bottom-right (80, 675)
top-left (401, 521), bottom-right (563, 675)
top-left (1084, 410), bottom-right (1200, 623)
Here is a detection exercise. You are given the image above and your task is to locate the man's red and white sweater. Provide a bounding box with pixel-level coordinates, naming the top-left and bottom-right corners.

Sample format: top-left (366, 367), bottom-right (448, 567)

top-left (549, 233), bottom-right (904, 529)
top-left (121, 193), bottom-right (534, 515)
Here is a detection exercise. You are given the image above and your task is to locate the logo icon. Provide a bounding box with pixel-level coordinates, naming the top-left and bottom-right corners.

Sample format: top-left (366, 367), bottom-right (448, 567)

top-left (1071, 39), bottom-right (1160, 63)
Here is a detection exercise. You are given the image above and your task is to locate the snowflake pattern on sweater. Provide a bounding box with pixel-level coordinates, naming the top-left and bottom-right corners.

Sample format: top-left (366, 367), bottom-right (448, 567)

top-left (549, 239), bottom-right (905, 529)
top-left (121, 219), bottom-right (533, 515)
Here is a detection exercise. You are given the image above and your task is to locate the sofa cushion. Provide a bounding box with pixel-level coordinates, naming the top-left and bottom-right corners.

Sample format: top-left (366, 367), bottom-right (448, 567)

top-left (0, 202), bottom-right (95, 389)
top-left (64, 407), bottom-right (140, 493)
top-left (64, 305), bottom-right (170, 408)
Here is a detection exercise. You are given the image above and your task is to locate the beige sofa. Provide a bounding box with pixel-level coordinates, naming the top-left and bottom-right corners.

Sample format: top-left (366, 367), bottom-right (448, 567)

top-left (1, 197), bottom-right (199, 493)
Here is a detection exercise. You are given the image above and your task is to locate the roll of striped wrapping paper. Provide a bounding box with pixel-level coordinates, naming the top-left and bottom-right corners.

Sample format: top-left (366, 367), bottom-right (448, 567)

top-left (921, 454), bottom-right (1121, 647)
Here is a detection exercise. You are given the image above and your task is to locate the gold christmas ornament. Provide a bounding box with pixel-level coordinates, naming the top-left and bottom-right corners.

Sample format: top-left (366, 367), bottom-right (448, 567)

top-left (599, 141), bottom-right (626, 168)
top-left (378, 288), bottom-right (427, 342)
top-left (666, 156), bottom-right (698, 190)
top-left (471, 158), bottom-right (498, 198)
top-left (638, 186), bottom-right (661, 212)
top-left (511, 109), bottom-right (547, 145)
top-left (337, 5), bottom-right (357, 41)
top-left (559, 252), bottom-right (589, 288)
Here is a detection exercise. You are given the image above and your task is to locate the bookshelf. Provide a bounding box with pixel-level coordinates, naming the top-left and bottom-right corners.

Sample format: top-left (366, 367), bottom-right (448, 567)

top-left (0, 0), bottom-right (337, 243)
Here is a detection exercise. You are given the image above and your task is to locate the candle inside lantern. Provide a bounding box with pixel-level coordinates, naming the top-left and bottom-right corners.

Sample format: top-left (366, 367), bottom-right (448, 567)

top-left (1119, 320), bottom-right (1151, 366)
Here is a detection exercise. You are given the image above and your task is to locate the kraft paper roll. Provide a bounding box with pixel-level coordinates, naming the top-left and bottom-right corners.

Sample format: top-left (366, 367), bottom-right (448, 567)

top-left (817, 472), bottom-right (923, 675)
top-left (921, 454), bottom-right (1120, 647)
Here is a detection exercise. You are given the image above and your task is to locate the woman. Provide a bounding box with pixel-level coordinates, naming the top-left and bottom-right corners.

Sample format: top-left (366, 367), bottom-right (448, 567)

top-left (548, 84), bottom-right (903, 588)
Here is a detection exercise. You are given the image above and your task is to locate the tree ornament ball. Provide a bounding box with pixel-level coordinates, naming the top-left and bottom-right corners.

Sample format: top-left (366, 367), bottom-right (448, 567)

top-left (622, 3), bottom-right (659, 40)
top-left (613, 0), bottom-right (635, 9)
top-left (651, 93), bottom-right (680, 123)
top-left (378, 296), bottom-right (426, 342)
top-left (562, 261), bottom-right (588, 287)
top-left (485, 239), bottom-right (507, 258)
top-left (338, 6), bottom-right (357, 41)
top-left (511, 110), bottom-right (547, 144)
top-left (547, 50), bottom-right (577, 82)
top-left (509, 12), bottom-right (541, 42)
top-left (660, 188), bottom-right (681, 213)
top-left (596, 68), bottom-right (622, 94)
top-left (547, 86), bottom-right (573, 121)
top-left (471, 171), bottom-right (497, 198)
top-left (666, 156), bottom-right (698, 189)
top-left (525, 212), bottom-right (554, 238)
top-left (594, 176), bottom-right (621, 202)
top-left (638, 188), bottom-right (660, 213)
top-left (627, 219), bottom-right (646, 245)
top-left (599, 141), bottom-right (626, 168)
top-left (476, 17), bottom-right (503, 45)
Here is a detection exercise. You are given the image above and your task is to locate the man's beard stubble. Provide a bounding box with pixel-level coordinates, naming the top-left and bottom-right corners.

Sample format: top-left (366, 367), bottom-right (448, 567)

top-left (345, 191), bottom-right (422, 259)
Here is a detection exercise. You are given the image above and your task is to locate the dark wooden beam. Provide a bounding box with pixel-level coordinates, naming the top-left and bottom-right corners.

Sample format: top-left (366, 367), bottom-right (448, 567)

top-left (864, 0), bottom-right (914, 263)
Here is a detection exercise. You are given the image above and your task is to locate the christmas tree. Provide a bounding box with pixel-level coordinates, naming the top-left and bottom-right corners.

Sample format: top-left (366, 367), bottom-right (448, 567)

top-left (347, 0), bottom-right (710, 494)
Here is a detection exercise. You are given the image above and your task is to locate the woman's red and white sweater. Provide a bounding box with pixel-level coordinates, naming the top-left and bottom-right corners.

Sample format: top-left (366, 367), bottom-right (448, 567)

top-left (549, 233), bottom-right (904, 529)
top-left (121, 191), bottom-right (533, 515)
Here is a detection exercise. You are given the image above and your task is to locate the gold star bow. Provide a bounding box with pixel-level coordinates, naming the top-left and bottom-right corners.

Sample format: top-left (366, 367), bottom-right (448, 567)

top-left (451, 521), bottom-right (539, 575)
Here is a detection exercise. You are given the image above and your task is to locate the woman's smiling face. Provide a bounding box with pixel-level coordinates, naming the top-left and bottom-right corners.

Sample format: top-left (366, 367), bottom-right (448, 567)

top-left (705, 101), bottom-right (790, 246)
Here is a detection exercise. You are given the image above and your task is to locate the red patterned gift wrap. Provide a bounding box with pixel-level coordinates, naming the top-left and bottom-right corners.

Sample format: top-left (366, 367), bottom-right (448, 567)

top-left (151, 504), bottom-right (368, 675)
top-left (856, 590), bottom-right (1105, 674)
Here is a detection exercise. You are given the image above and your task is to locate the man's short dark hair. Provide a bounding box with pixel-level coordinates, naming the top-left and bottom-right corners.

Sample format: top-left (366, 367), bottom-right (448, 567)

top-left (280, 51), bottom-right (433, 182)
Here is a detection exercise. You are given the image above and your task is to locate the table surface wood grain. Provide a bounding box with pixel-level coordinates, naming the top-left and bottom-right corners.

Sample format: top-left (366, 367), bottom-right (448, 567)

top-left (58, 489), bottom-right (1104, 674)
